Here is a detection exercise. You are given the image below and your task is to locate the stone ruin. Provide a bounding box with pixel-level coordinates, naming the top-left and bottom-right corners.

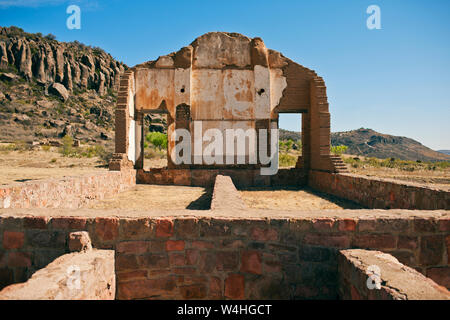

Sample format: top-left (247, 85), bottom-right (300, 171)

top-left (0, 32), bottom-right (449, 300)
top-left (109, 32), bottom-right (347, 187)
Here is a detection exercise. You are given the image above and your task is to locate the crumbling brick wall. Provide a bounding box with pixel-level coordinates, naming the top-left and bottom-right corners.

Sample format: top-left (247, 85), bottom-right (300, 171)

top-left (309, 171), bottom-right (450, 210)
top-left (1, 212), bottom-right (448, 298)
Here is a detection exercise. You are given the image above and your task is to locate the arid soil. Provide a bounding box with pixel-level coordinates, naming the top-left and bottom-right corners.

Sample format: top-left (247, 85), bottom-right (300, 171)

top-left (0, 147), bottom-right (106, 185)
top-left (240, 187), bottom-right (363, 210)
top-left (88, 185), bottom-right (211, 210)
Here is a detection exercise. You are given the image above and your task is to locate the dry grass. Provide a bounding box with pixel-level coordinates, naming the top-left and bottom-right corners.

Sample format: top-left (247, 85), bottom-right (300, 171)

top-left (240, 187), bottom-right (363, 210)
top-left (88, 185), bottom-right (211, 210)
top-left (0, 144), bottom-right (106, 185)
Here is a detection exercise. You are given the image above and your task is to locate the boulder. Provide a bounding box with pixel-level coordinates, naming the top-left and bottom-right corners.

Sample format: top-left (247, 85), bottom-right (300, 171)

top-left (49, 82), bottom-right (69, 101)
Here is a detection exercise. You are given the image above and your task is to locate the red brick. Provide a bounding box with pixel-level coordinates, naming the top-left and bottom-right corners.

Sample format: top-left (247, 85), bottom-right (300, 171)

top-left (24, 216), bottom-right (48, 229)
top-left (174, 218), bottom-right (199, 238)
top-left (304, 233), bottom-right (350, 248)
top-left (51, 217), bottom-right (87, 230)
top-left (169, 253), bottom-right (185, 266)
top-left (156, 219), bottom-right (174, 238)
top-left (166, 240), bottom-right (185, 251)
top-left (185, 249), bottom-right (199, 265)
top-left (8, 252), bottom-right (31, 267)
top-left (210, 276), bottom-right (222, 298)
top-left (180, 284), bottom-right (207, 299)
top-left (120, 218), bottom-right (153, 238)
top-left (263, 260), bottom-right (281, 273)
top-left (312, 218), bottom-right (335, 231)
top-left (173, 267), bottom-right (197, 275)
top-left (414, 218), bottom-right (438, 233)
top-left (358, 219), bottom-right (376, 232)
top-left (438, 219), bottom-right (450, 232)
top-left (116, 254), bottom-right (139, 270)
top-left (241, 251), bottom-right (262, 275)
top-left (420, 235), bottom-right (444, 265)
top-left (95, 217), bottom-right (119, 241)
top-left (338, 219), bottom-right (357, 232)
top-left (117, 277), bottom-right (176, 299)
top-left (446, 236), bottom-right (450, 264)
top-left (353, 234), bottom-right (396, 250)
top-left (117, 241), bottom-right (149, 254)
top-left (350, 285), bottom-right (361, 300)
top-left (117, 270), bottom-right (148, 281)
top-left (426, 267), bottom-right (450, 289)
top-left (216, 252), bottom-right (239, 271)
top-left (397, 236), bottom-right (418, 251)
top-left (225, 274), bottom-right (245, 299)
top-left (191, 240), bottom-right (214, 249)
top-left (250, 227), bottom-right (278, 241)
top-left (3, 231), bottom-right (24, 249)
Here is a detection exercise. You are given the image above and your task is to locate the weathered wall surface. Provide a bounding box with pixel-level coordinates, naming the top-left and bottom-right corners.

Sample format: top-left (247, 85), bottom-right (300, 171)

top-left (0, 169), bottom-right (136, 209)
top-left (309, 170), bottom-right (450, 210)
top-left (338, 249), bottom-right (449, 300)
top-left (0, 249), bottom-right (115, 300)
top-left (136, 168), bottom-right (307, 188)
top-left (1, 211), bottom-right (448, 297)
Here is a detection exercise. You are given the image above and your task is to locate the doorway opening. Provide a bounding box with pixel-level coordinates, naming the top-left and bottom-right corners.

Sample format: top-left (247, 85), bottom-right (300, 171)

top-left (143, 113), bottom-right (168, 170)
top-left (278, 113), bottom-right (303, 168)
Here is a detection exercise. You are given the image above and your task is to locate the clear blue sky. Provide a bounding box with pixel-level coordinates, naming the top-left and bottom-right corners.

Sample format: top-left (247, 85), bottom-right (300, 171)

top-left (1, 0), bottom-right (449, 150)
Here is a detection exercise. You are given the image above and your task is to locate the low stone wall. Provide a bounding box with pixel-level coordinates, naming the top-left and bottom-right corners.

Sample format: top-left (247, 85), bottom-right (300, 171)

top-left (211, 175), bottom-right (246, 211)
top-left (0, 169), bottom-right (136, 209)
top-left (137, 168), bottom-right (307, 188)
top-left (338, 249), bottom-right (450, 300)
top-left (309, 170), bottom-right (450, 210)
top-left (0, 249), bottom-right (115, 300)
top-left (0, 210), bottom-right (448, 298)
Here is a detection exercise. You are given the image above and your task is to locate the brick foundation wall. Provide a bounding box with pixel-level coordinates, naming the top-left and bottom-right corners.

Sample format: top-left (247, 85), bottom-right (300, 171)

top-left (338, 249), bottom-right (450, 300)
top-left (0, 169), bottom-right (136, 209)
top-left (137, 168), bottom-right (307, 188)
top-left (0, 249), bottom-right (115, 300)
top-left (1, 211), bottom-right (448, 298)
top-left (309, 170), bottom-right (450, 210)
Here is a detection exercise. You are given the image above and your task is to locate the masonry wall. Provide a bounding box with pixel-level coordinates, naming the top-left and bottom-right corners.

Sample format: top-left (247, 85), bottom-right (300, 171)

top-left (1, 212), bottom-right (448, 298)
top-left (0, 169), bottom-right (136, 209)
top-left (338, 249), bottom-right (450, 300)
top-left (0, 249), bottom-right (115, 300)
top-left (136, 168), bottom-right (307, 188)
top-left (309, 170), bottom-right (450, 210)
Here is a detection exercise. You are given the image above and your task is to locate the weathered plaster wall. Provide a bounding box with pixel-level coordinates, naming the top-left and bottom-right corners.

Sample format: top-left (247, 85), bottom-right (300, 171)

top-left (309, 170), bottom-right (450, 210)
top-left (0, 169), bottom-right (136, 209)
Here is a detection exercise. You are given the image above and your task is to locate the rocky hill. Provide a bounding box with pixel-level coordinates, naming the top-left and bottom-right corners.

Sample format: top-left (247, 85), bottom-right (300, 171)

top-left (0, 26), bottom-right (127, 145)
top-left (280, 128), bottom-right (450, 162)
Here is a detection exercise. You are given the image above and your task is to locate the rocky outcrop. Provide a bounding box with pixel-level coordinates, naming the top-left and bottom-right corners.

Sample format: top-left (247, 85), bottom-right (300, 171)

top-left (0, 26), bottom-right (126, 97)
top-left (48, 82), bottom-right (69, 101)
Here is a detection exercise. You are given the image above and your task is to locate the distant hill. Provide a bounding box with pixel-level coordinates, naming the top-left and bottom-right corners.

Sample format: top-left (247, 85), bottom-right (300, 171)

top-left (438, 150), bottom-right (450, 156)
top-left (279, 128), bottom-right (450, 162)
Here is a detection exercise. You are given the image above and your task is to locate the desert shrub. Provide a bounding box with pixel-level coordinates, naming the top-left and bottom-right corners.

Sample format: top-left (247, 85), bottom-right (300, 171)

top-left (41, 145), bottom-right (51, 152)
top-left (60, 135), bottom-right (75, 156)
top-left (331, 145), bottom-right (348, 155)
top-left (279, 153), bottom-right (297, 167)
top-left (146, 132), bottom-right (167, 150)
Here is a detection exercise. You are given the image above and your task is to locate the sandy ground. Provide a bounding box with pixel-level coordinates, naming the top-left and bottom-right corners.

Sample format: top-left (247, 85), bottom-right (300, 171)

top-left (88, 185), bottom-right (212, 210)
top-left (240, 187), bottom-right (363, 210)
top-left (0, 147), bottom-right (106, 186)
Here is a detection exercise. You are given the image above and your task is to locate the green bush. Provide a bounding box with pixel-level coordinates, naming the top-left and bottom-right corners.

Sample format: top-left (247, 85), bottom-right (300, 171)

top-left (60, 135), bottom-right (75, 156)
top-left (331, 145), bottom-right (348, 155)
top-left (145, 132), bottom-right (168, 150)
top-left (279, 153), bottom-right (297, 167)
